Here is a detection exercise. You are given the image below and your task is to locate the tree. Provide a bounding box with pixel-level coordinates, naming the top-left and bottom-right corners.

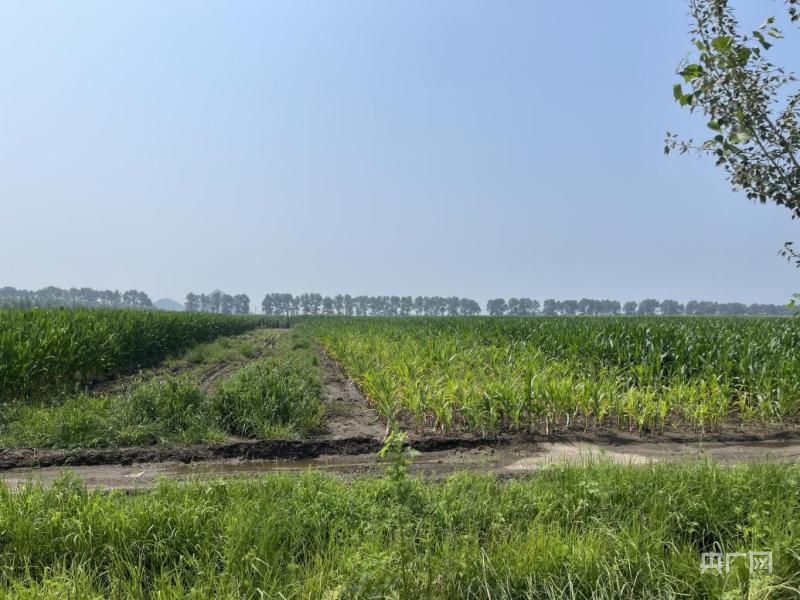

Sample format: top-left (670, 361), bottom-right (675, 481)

top-left (506, 298), bottom-right (520, 316)
top-left (289, 295), bottom-right (301, 316)
top-left (333, 294), bottom-right (344, 315)
top-left (400, 296), bottom-right (413, 316)
top-left (412, 296), bottom-right (424, 316)
top-left (560, 300), bottom-right (578, 316)
top-left (208, 291), bottom-right (222, 313)
top-left (541, 299), bottom-right (557, 316)
top-left (322, 296), bottom-right (334, 315)
top-left (623, 301), bottom-right (638, 315)
top-left (518, 297), bottom-right (535, 316)
top-left (667, 0), bottom-right (800, 268)
top-left (605, 300), bottom-right (621, 315)
top-left (344, 294), bottom-right (354, 317)
top-left (262, 294), bottom-right (275, 315)
top-left (220, 294), bottom-right (235, 314)
top-left (185, 293), bottom-right (199, 312)
top-left (486, 298), bottom-right (507, 316)
top-left (445, 296), bottom-right (461, 317)
top-left (233, 294), bottom-right (250, 315)
top-left (458, 298), bottom-right (481, 315)
top-left (637, 298), bottom-right (660, 315)
top-left (122, 289), bottom-right (152, 308)
top-left (660, 299), bottom-right (684, 315)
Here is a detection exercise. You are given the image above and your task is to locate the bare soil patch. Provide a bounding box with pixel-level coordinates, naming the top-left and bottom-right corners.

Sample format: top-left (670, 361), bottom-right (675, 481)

top-left (314, 351), bottom-right (386, 441)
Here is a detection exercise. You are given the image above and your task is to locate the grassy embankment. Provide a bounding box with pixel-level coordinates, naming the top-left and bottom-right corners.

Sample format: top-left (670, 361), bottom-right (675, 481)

top-left (0, 462), bottom-right (798, 598)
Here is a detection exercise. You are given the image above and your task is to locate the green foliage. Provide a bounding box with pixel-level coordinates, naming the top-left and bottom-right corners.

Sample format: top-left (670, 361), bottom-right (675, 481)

top-left (211, 349), bottom-right (324, 439)
top-left (0, 378), bottom-right (223, 448)
top-left (0, 331), bottom-right (323, 448)
top-left (175, 331), bottom-right (267, 368)
top-left (790, 292), bottom-right (800, 310)
top-left (308, 316), bottom-right (800, 434)
top-left (0, 463), bottom-right (799, 597)
top-left (116, 377), bottom-right (217, 445)
top-left (0, 395), bottom-right (117, 448)
top-left (666, 0), bottom-right (800, 218)
top-left (0, 308), bottom-right (288, 403)
top-left (378, 430), bottom-right (420, 483)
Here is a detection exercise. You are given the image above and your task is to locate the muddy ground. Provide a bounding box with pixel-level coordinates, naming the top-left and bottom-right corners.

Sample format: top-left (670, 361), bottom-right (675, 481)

top-left (2, 332), bottom-right (800, 489)
top-left (3, 439), bottom-right (800, 491)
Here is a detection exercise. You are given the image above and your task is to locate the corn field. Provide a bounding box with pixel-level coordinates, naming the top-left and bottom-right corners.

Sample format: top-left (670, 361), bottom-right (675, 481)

top-left (309, 316), bottom-right (800, 434)
top-left (0, 308), bottom-right (289, 402)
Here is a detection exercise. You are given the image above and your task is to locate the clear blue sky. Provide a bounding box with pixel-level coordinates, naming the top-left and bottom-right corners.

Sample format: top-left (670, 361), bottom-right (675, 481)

top-left (1, 1), bottom-right (798, 307)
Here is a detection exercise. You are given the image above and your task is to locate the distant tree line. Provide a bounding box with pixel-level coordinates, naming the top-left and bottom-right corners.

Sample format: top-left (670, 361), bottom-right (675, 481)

top-left (261, 293), bottom-right (482, 316)
top-left (0, 286), bottom-right (152, 309)
top-left (261, 293), bottom-right (794, 317)
top-left (185, 291), bottom-right (250, 315)
top-left (3, 285), bottom-right (791, 317)
top-left (488, 298), bottom-right (795, 316)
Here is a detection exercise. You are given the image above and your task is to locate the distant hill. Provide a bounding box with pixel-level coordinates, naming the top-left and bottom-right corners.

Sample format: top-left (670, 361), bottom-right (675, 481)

top-left (154, 298), bottom-right (184, 311)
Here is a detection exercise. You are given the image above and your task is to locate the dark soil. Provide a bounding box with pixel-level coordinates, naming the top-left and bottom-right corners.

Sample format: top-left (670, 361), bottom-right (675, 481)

top-left (3, 424), bottom-right (800, 472)
top-left (314, 351), bottom-right (386, 441)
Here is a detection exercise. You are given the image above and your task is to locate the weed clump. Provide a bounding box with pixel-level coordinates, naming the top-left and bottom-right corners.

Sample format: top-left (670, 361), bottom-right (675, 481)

top-left (212, 354), bottom-right (323, 438)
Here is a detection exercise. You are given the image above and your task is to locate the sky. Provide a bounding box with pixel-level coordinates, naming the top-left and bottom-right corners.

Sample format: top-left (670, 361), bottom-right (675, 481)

top-left (1, 1), bottom-right (798, 308)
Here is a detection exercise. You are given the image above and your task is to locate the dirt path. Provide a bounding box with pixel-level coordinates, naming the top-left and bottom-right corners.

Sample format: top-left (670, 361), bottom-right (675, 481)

top-left (3, 439), bottom-right (800, 490)
top-left (314, 352), bottom-right (386, 441)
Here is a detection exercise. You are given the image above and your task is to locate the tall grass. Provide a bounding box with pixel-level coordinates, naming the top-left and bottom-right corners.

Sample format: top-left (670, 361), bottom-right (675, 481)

top-left (0, 462), bottom-right (798, 598)
top-left (0, 330), bottom-right (323, 448)
top-left (0, 308), bottom-right (290, 403)
top-left (308, 317), bottom-right (800, 433)
top-left (211, 354), bottom-right (323, 439)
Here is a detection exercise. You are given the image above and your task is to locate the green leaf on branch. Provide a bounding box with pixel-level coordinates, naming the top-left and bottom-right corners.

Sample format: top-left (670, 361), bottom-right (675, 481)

top-left (730, 130), bottom-right (752, 144)
top-left (711, 36), bottom-right (733, 50)
top-left (736, 47), bottom-right (751, 65)
top-left (681, 63), bottom-right (703, 80)
top-left (668, 0), bottom-right (800, 221)
top-left (752, 31), bottom-right (772, 50)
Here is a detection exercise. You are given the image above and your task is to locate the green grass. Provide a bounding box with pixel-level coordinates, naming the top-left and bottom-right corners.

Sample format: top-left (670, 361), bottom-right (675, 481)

top-left (176, 332), bottom-right (263, 369)
top-left (0, 330), bottom-right (323, 448)
top-left (308, 317), bottom-right (800, 434)
top-left (0, 378), bottom-right (225, 447)
top-left (211, 353), bottom-right (323, 439)
top-left (0, 308), bottom-right (292, 403)
top-left (0, 462), bottom-right (798, 598)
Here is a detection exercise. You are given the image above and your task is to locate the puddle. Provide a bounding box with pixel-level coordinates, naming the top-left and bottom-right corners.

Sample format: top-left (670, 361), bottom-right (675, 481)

top-left (162, 457), bottom-right (348, 476)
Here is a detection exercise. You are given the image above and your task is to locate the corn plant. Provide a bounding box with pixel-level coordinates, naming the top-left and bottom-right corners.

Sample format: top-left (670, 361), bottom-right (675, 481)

top-left (0, 308), bottom-right (287, 403)
top-left (307, 316), bottom-right (800, 434)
